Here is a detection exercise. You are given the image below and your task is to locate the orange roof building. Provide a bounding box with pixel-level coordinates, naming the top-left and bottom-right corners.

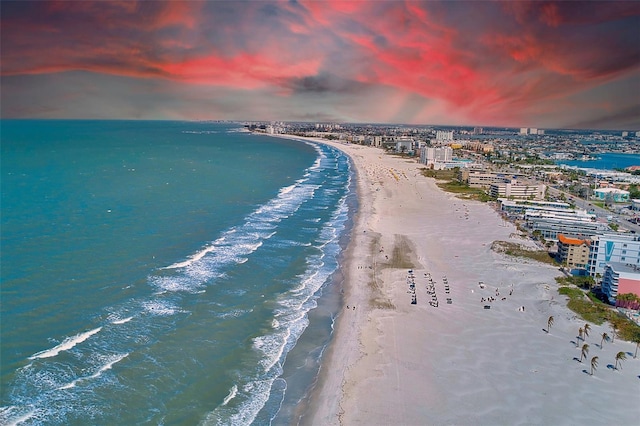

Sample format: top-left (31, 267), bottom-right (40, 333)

top-left (557, 234), bottom-right (590, 270)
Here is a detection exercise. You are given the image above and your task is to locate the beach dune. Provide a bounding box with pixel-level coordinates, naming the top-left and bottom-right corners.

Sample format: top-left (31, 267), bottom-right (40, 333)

top-left (295, 140), bottom-right (640, 425)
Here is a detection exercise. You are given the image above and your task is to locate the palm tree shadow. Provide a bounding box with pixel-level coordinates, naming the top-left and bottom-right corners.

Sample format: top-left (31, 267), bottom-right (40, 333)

top-left (573, 357), bottom-right (581, 362)
top-left (606, 364), bottom-right (616, 370)
top-left (582, 369), bottom-right (590, 375)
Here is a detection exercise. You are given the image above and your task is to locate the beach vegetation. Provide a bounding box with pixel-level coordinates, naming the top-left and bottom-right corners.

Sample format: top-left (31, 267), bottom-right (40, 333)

top-left (557, 286), bottom-right (640, 342)
top-left (490, 241), bottom-right (556, 265)
top-left (614, 351), bottom-right (626, 370)
top-left (600, 332), bottom-right (609, 349)
top-left (583, 323), bottom-right (591, 338)
top-left (420, 168), bottom-right (493, 202)
top-left (558, 286), bottom-right (609, 324)
top-left (590, 356), bottom-right (598, 375)
top-left (555, 275), bottom-right (594, 290)
top-left (579, 343), bottom-right (589, 362)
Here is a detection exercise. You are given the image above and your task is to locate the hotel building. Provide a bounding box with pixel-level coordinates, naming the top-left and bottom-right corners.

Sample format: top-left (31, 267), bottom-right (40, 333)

top-left (556, 234), bottom-right (590, 270)
top-left (601, 262), bottom-right (640, 305)
top-left (524, 209), bottom-right (605, 241)
top-left (489, 182), bottom-right (546, 200)
top-left (588, 233), bottom-right (640, 277)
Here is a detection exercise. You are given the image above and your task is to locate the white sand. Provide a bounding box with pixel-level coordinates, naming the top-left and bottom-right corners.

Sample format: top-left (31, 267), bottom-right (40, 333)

top-left (282, 138), bottom-right (640, 426)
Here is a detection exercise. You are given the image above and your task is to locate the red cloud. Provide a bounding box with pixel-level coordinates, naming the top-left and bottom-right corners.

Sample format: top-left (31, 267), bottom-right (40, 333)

top-left (2, 0), bottom-right (638, 127)
top-left (161, 53), bottom-right (322, 87)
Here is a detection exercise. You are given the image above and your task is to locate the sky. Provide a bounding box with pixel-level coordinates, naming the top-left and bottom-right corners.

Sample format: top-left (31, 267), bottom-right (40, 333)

top-left (1, 0), bottom-right (639, 130)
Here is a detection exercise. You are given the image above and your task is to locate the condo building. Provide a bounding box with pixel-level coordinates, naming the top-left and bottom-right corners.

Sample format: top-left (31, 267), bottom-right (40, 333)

top-left (601, 262), bottom-right (640, 305)
top-left (524, 209), bottom-right (605, 241)
top-left (588, 233), bottom-right (640, 277)
top-left (498, 199), bottom-right (572, 216)
top-left (556, 234), bottom-right (590, 270)
top-left (489, 182), bottom-right (546, 200)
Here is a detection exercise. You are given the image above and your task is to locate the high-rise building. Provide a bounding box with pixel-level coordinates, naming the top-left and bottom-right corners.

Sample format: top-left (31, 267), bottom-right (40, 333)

top-left (588, 233), bottom-right (640, 278)
top-left (435, 130), bottom-right (453, 142)
top-left (601, 263), bottom-right (640, 305)
top-left (520, 128), bottom-right (528, 135)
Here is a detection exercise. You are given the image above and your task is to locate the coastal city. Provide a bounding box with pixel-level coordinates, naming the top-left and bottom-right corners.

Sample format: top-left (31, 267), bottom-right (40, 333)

top-left (3, 1), bottom-right (639, 424)
top-left (250, 121), bottom-right (640, 316)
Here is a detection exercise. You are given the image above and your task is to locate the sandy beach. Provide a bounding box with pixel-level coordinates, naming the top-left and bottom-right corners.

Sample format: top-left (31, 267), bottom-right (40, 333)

top-left (285, 137), bottom-right (640, 425)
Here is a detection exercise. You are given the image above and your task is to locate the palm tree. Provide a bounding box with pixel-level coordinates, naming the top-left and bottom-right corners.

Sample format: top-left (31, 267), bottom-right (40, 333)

top-left (614, 351), bottom-right (627, 370)
top-left (579, 344), bottom-right (589, 362)
top-left (583, 323), bottom-right (591, 339)
top-left (577, 327), bottom-right (584, 346)
top-left (547, 316), bottom-right (554, 333)
top-left (600, 332), bottom-right (609, 349)
top-left (634, 339), bottom-right (640, 359)
top-left (590, 356), bottom-right (598, 376)
top-left (610, 324), bottom-right (618, 343)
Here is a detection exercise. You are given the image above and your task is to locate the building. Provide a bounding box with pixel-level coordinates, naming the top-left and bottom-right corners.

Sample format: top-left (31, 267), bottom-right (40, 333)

top-left (592, 188), bottom-right (630, 203)
top-left (556, 234), bottom-right (590, 270)
top-left (435, 130), bottom-right (453, 143)
top-left (524, 209), bottom-right (604, 241)
top-left (498, 199), bottom-right (572, 216)
top-left (631, 199), bottom-right (640, 211)
top-left (489, 182), bottom-right (546, 200)
top-left (395, 138), bottom-right (414, 153)
top-left (601, 262), bottom-right (640, 305)
top-left (588, 233), bottom-right (640, 277)
top-left (460, 170), bottom-right (509, 189)
top-left (520, 128), bottom-right (528, 135)
top-left (420, 146), bottom-right (452, 167)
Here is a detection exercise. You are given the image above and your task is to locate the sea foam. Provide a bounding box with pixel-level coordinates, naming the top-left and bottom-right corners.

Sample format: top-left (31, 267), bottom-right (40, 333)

top-left (29, 327), bottom-right (102, 360)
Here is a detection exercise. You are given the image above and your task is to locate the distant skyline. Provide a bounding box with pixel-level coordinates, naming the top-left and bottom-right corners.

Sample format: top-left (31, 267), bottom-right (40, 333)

top-left (1, 1), bottom-right (639, 130)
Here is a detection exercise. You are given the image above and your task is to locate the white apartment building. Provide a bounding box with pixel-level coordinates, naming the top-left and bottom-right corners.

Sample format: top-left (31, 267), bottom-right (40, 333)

top-left (489, 182), bottom-right (546, 200)
top-left (498, 199), bottom-right (572, 216)
top-left (420, 146), bottom-right (452, 162)
top-left (524, 209), bottom-right (605, 241)
top-left (588, 233), bottom-right (640, 277)
top-left (395, 138), bottom-right (414, 153)
top-left (435, 130), bottom-right (453, 142)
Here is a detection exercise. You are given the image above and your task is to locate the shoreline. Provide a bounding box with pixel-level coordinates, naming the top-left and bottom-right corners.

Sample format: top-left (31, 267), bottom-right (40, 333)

top-left (269, 134), bottom-right (640, 425)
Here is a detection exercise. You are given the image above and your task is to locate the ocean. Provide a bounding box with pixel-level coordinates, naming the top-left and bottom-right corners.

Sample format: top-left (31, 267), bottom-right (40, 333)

top-left (556, 152), bottom-right (640, 171)
top-left (0, 120), bottom-right (355, 425)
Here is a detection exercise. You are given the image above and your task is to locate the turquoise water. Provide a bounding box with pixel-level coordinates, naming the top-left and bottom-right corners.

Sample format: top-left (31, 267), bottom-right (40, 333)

top-left (556, 152), bottom-right (640, 170)
top-left (0, 120), bottom-right (354, 425)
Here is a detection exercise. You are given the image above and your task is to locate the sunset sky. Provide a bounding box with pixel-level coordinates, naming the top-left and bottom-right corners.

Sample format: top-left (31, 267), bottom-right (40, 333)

top-left (2, 0), bottom-right (639, 129)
